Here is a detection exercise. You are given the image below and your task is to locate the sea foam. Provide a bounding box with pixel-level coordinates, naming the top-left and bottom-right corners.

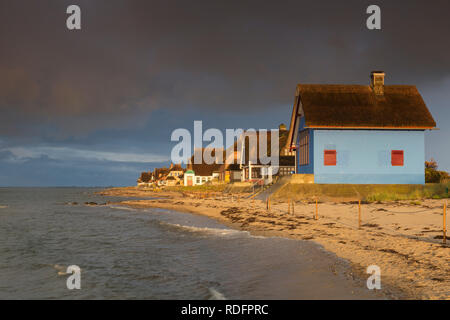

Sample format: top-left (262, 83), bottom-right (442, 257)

top-left (208, 287), bottom-right (227, 300)
top-left (159, 221), bottom-right (248, 238)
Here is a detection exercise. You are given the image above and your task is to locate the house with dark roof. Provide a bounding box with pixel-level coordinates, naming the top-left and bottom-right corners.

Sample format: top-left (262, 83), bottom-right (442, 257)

top-left (137, 164), bottom-right (185, 187)
top-left (285, 71), bottom-right (437, 184)
top-left (238, 127), bottom-right (295, 183)
top-left (184, 149), bottom-right (223, 186)
top-left (166, 163), bottom-right (184, 185)
top-left (216, 125), bottom-right (295, 184)
top-left (137, 171), bottom-right (153, 187)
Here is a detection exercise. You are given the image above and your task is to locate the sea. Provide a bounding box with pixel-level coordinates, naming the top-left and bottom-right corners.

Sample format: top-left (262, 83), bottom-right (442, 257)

top-left (0, 187), bottom-right (387, 299)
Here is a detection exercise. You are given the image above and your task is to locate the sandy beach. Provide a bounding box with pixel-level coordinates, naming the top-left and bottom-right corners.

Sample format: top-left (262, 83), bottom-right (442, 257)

top-left (100, 187), bottom-right (449, 300)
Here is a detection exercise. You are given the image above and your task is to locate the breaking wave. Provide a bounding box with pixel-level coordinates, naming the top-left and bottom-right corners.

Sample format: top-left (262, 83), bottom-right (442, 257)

top-left (108, 205), bottom-right (138, 211)
top-left (159, 221), bottom-right (249, 238)
top-left (208, 287), bottom-right (227, 300)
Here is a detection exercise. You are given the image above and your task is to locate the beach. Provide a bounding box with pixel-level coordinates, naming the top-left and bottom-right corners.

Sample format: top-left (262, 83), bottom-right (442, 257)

top-left (100, 186), bottom-right (450, 300)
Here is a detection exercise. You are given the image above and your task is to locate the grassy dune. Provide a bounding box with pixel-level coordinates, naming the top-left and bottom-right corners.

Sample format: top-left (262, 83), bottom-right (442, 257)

top-left (271, 183), bottom-right (450, 202)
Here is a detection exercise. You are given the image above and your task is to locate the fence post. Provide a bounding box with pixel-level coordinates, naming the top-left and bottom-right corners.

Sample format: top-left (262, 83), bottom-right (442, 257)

top-left (315, 199), bottom-right (318, 220)
top-left (292, 200), bottom-right (295, 215)
top-left (358, 200), bottom-right (361, 229)
top-left (288, 200), bottom-right (291, 215)
top-left (444, 200), bottom-right (447, 245)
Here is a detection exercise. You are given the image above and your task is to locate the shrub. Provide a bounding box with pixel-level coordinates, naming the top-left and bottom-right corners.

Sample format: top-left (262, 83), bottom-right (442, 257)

top-left (425, 159), bottom-right (449, 183)
top-left (425, 168), bottom-right (442, 183)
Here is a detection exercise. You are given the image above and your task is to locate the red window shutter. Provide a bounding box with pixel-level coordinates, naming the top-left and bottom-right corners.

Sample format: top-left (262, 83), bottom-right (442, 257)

top-left (324, 150), bottom-right (337, 166)
top-left (391, 150), bottom-right (404, 166)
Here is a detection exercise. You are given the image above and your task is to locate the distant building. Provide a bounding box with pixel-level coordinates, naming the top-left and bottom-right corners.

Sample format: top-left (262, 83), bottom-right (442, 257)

top-left (154, 167), bottom-right (170, 186)
top-left (237, 128), bottom-right (295, 184)
top-left (137, 171), bottom-right (153, 187)
top-left (183, 165), bottom-right (221, 186)
top-left (219, 163), bottom-right (241, 183)
top-left (137, 164), bottom-right (184, 187)
top-left (165, 175), bottom-right (178, 186)
top-left (184, 149), bottom-right (222, 186)
top-left (182, 128), bottom-right (296, 186)
top-left (183, 170), bottom-right (196, 186)
top-left (168, 163), bottom-right (184, 178)
top-left (218, 150), bottom-right (242, 183)
top-left (166, 163), bottom-right (184, 185)
top-left (285, 71), bottom-right (437, 184)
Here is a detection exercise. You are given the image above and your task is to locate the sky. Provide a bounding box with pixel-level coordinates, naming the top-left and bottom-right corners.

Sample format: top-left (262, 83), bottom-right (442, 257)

top-left (0, 0), bottom-right (449, 186)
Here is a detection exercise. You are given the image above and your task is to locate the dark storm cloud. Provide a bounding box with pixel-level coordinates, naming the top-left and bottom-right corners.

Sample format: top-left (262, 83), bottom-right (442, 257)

top-left (1, 0), bottom-right (450, 138)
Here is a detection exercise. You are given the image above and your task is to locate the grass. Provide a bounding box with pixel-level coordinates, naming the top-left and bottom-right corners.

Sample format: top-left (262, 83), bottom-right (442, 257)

top-left (165, 183), bottom-right (255, 194)
top-left (158, 181), bottom-right (450, 202)
top-left (165, 184), bottom-right (228, 193)
top-left (271, 183), bottom-right (450, 202)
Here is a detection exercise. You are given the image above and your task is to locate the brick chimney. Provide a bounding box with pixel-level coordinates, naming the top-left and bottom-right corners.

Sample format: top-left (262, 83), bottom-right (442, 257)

top-left (370, 71), bottom-right (385, 95)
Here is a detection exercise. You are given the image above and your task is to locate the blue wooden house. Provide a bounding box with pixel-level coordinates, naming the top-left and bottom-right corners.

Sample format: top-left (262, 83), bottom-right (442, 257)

top-left (285, 72), bottom-right (436, 184)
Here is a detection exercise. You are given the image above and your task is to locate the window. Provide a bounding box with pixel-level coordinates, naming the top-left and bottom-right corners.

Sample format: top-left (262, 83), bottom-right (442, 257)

top-left (391, 150), bottom-right (404, 166)
top-left (324, 150), bottom-right (337, 166)
top-left (298, 130), bottom-right (310, 166)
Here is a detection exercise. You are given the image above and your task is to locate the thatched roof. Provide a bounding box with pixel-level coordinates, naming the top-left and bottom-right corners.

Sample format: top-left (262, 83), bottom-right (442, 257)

top-left (298, 84), bottom-right (436, 129)
top-left (189, 163), bottom-right (223, 176)
top-left (187, 148), bottom-right (223, 176)
top-left (139, 172), bottom-right (152, 183)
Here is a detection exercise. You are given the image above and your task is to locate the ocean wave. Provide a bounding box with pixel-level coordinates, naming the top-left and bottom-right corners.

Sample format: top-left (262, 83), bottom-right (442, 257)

top-left (0, 205), bottom-right (8, 209)
top-left (108, 205), bottom-right (138, 211)
top-left (208, 287), bottom-right (227, 300)
top-left (159, 221), bottom-right (248, 238)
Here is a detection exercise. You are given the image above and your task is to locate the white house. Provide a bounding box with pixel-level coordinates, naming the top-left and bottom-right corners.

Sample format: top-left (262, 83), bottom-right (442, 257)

top-left (183, 149), bottom-right (222, 186)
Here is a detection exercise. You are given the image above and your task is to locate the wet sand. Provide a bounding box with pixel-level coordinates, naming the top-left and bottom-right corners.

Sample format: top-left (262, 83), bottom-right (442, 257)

top-left (100, 187), bottom-right (449, 299)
